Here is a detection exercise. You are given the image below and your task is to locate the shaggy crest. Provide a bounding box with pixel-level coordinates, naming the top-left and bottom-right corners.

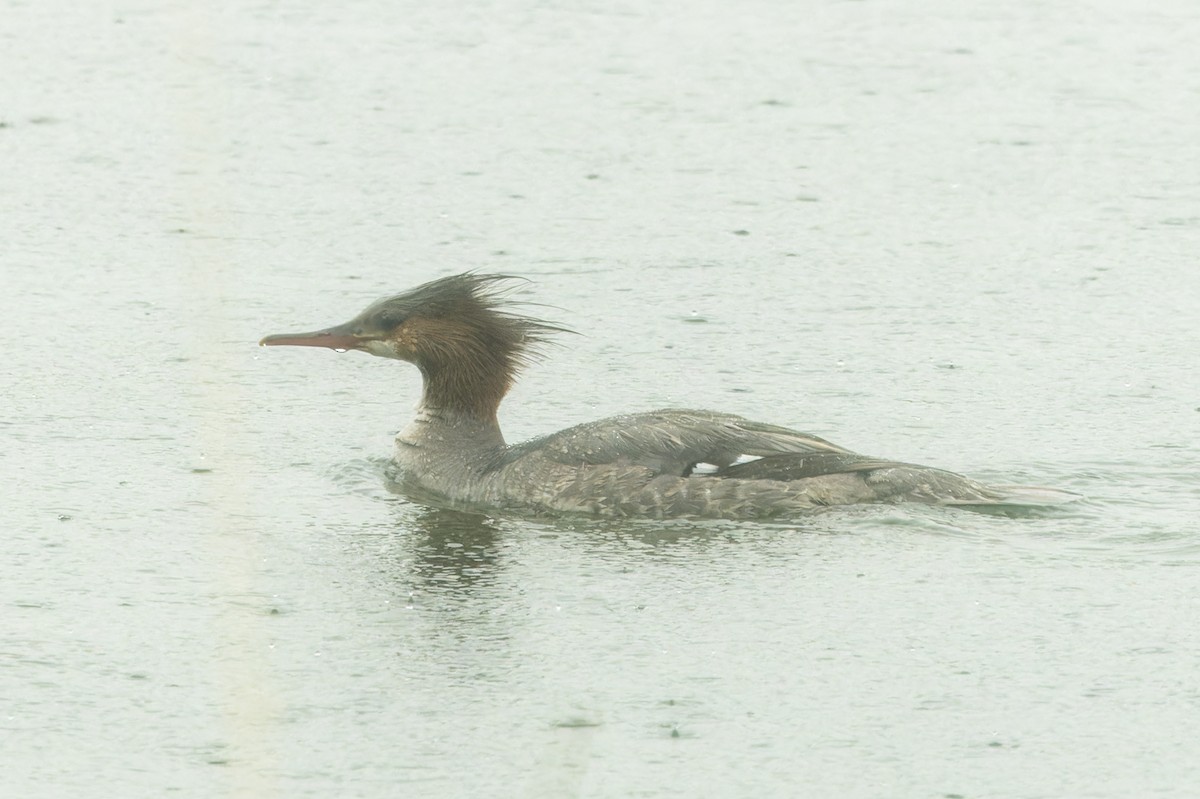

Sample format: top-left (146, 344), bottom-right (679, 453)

top-left (360, 272), bottom-right (570, 418)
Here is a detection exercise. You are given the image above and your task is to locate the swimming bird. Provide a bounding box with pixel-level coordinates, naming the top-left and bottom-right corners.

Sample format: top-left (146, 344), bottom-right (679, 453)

top-left (260, 273), bottom-right (1072, 518)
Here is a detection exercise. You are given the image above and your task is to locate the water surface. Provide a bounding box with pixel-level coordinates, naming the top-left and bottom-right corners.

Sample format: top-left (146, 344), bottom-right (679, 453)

top-left (3, 0), bottom-right (1199, 796)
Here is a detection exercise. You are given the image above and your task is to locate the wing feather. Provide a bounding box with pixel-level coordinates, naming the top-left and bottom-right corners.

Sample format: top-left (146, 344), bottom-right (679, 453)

top-left (500, 408), bottom-right (851, 476)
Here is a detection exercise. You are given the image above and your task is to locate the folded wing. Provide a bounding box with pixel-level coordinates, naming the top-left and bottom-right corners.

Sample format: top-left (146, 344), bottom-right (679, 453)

top-left (501, 408), bottom-right (853, 476)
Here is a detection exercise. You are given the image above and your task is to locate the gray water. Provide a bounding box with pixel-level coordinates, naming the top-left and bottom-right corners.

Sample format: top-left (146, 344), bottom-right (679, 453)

top-left (4, 1), bottom-right (1200, 796)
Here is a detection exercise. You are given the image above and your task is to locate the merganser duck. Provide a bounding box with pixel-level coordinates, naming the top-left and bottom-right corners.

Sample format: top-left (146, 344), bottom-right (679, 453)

top-left (260, 273), bottom-right (1073, 519)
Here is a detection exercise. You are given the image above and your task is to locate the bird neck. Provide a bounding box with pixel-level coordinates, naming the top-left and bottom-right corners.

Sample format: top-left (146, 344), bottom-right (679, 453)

top-left (416, 359), bottom-right (512, 429)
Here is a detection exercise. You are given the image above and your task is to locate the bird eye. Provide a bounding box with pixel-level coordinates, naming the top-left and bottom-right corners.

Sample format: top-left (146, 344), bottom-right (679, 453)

top-left (376, 311), bottom-right (405, 329)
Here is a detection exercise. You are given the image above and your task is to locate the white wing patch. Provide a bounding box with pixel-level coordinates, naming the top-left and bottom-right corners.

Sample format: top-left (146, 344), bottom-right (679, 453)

top-left (691, 454), bottom-right (762, 475)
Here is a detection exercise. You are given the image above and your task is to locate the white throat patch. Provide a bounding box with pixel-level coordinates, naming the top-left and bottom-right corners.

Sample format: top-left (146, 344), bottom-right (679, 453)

top-left (363, 339), bottom-right (403, 359)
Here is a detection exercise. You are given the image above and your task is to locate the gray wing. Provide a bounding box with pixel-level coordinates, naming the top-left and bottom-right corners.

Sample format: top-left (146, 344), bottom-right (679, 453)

top-left (714, 452), bottom-right (911, 480)
top-left (484, 408), bottom-right (1080, 517)
top-left (499, 408), bottom-right (854, 476)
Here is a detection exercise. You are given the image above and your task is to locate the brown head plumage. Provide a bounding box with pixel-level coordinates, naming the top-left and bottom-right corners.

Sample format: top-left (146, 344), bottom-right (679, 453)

top-left (260, 272), bottom-right (569, 418)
